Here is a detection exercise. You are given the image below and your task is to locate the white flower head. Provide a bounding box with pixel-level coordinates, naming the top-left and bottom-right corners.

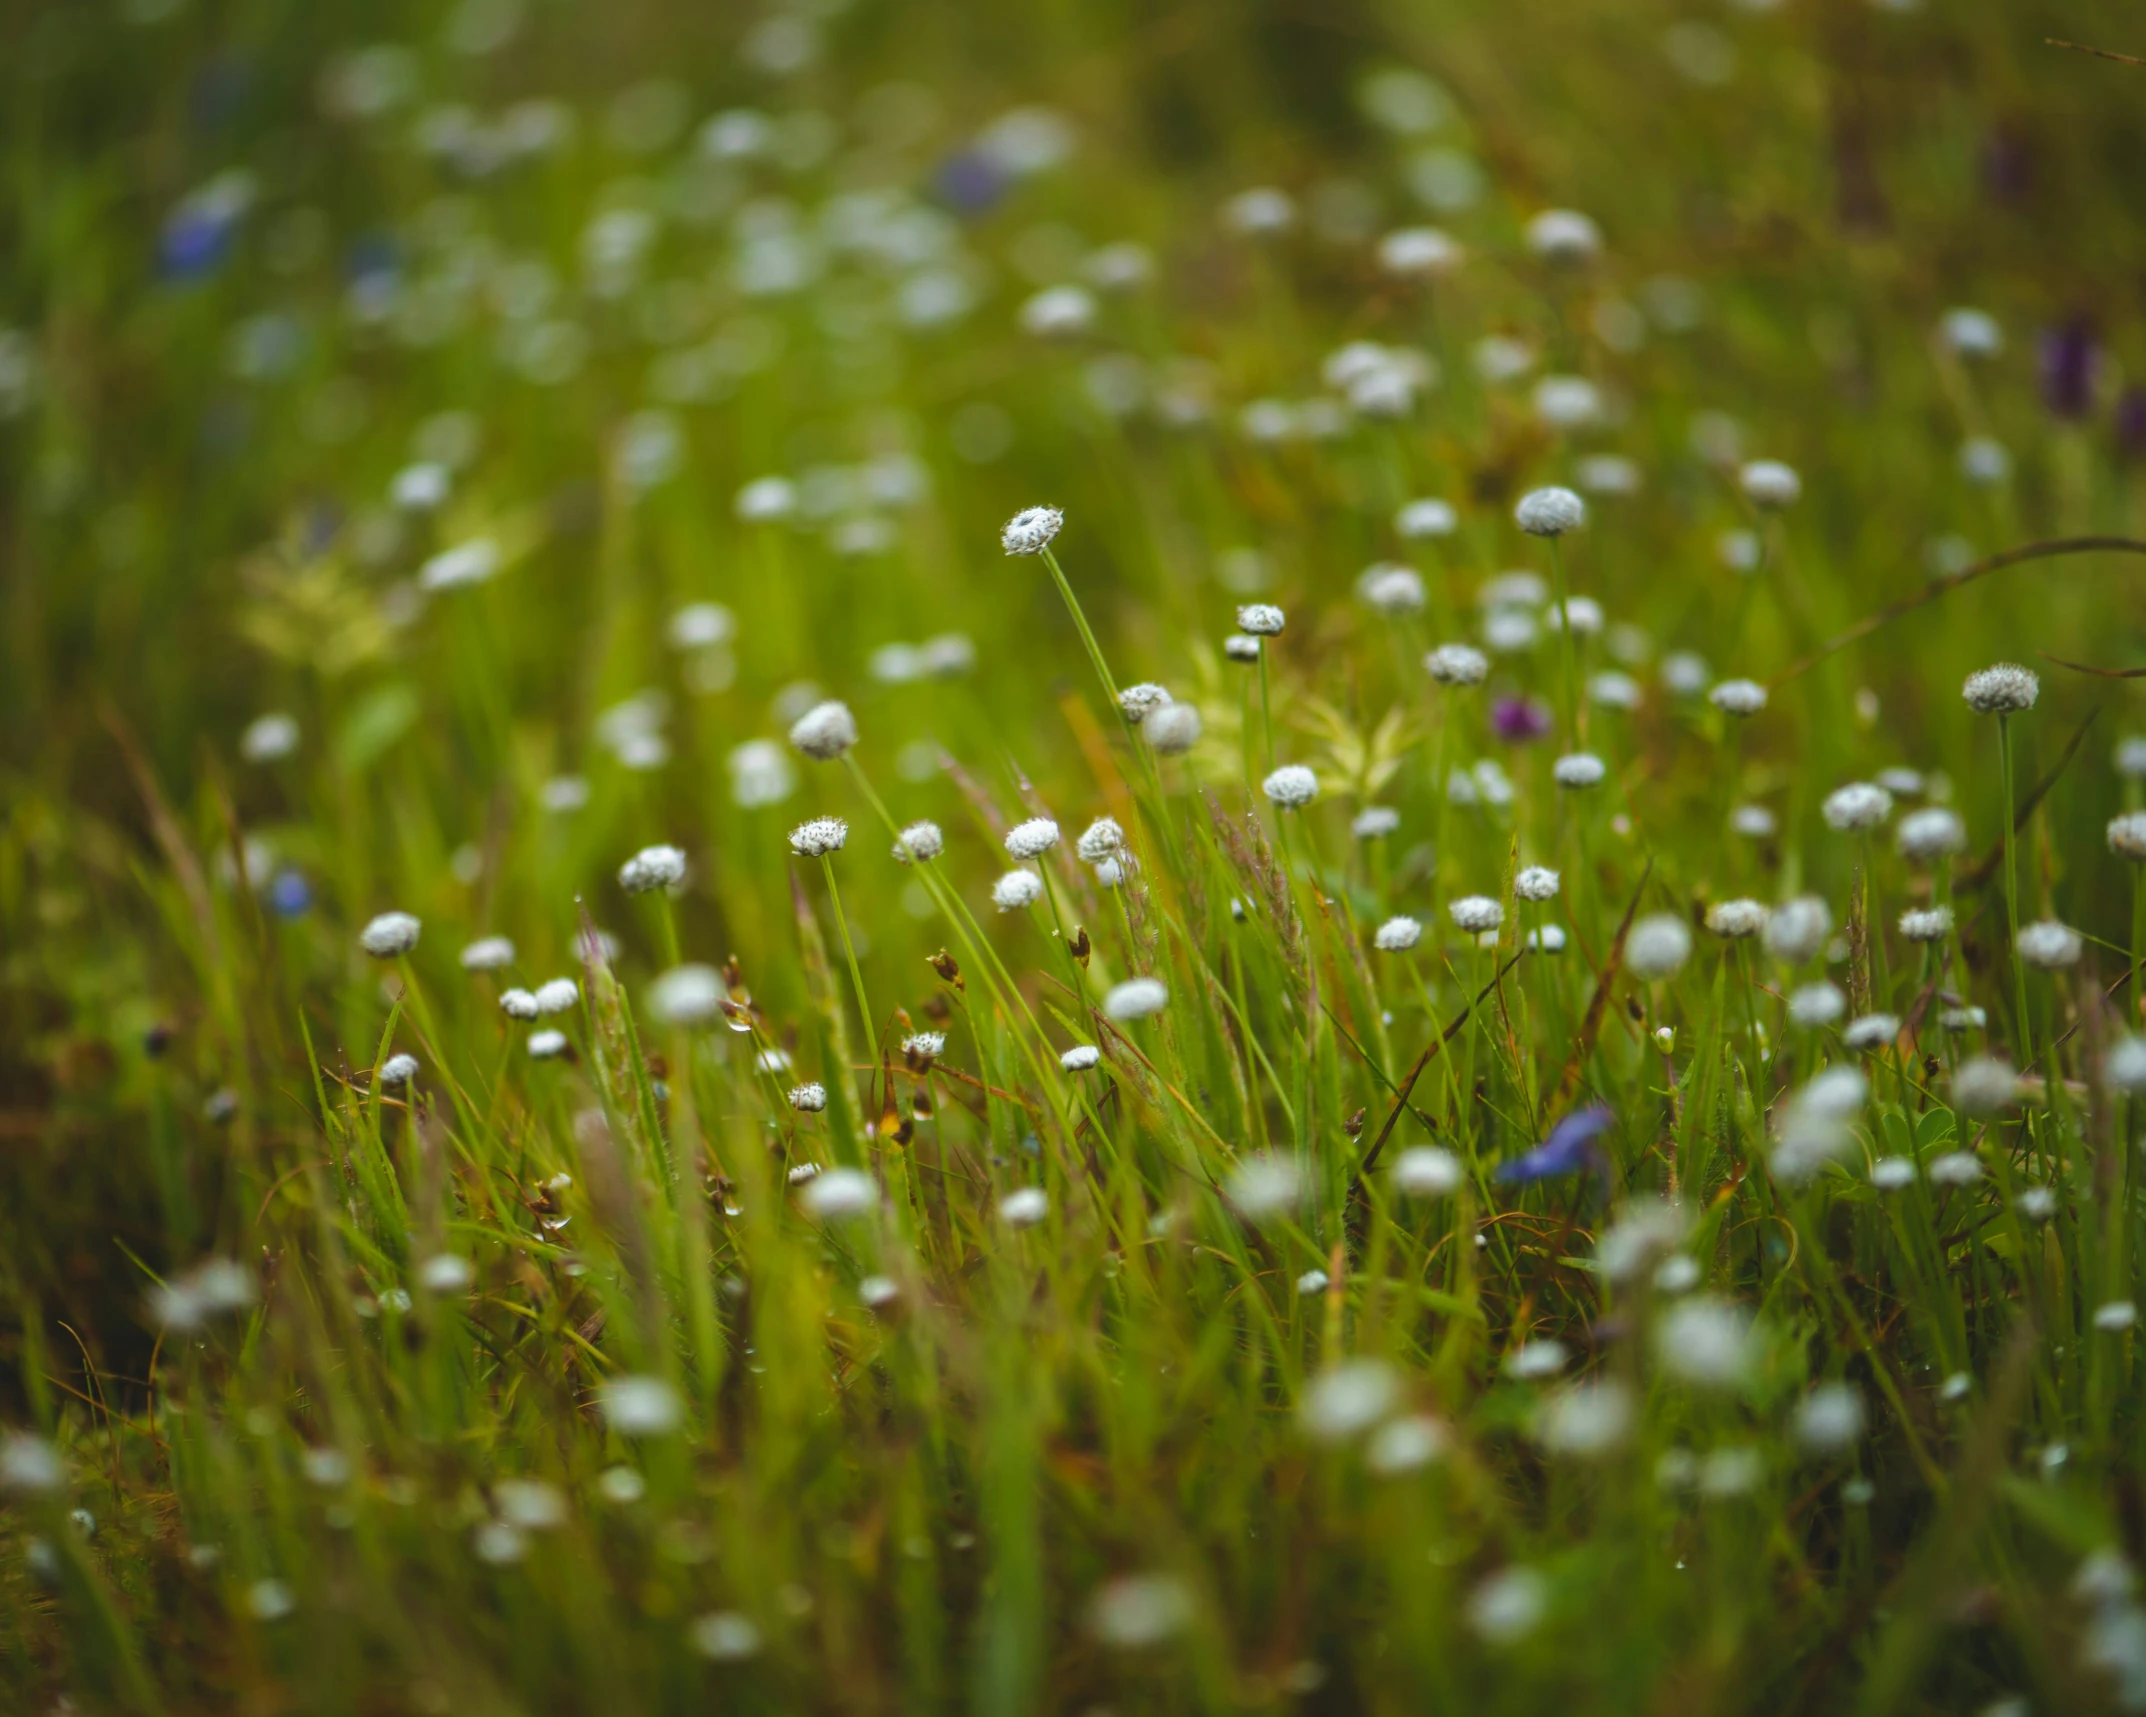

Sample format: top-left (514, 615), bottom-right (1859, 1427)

top-left (1117, 683), bottom-right (1172, 721)
top-left (1226, 1152), bottom-right (1301, 1220)
top-left (1787, 982), bottom-right (1845, 1028)
top-left (647, 965), bottom-right (724, 1028)
top-left (788, 1082), bottom-right (827, 1112)
top-left (788, 700), bottom-right (858, 761)
top-left (1514, 866), bottom-right (1560, 902)
top-left (1821, 782), bottom-right (1893, 832)
top-left (1378, 225), bottom-right (1462, 277)
top-left (1844, 1013), bottom-right (1900, 1052)
top-left (533, 977), bottom-right (580, 1016)
top-left (1357, 563), bottom-right (1426, 615)
top-left (1076, 817), bottom-right (1125, 864)
top-left (1374, 916), bottom-right (1422, 952)
top-left (992, 870), bottom-right (1043, 911)
top-left (789, 817), bottom-right (848, 857)
top-left (1627, 914), bottom-right (1694, 980)
top-left (1553, 752), bottom-right (1607, 790)
top-left (1739, 460), bottom-right (1802, 508)
top-left (1656, 1298), bottom-right (1757, 1388)
top-left (1061, 1045), bottom-right (1101, 1072)
top-left (1527, 208), bottom-right (1601, 260)
top-left (2109, 811), bottom-right (2146, 863)
top-left (735, 476), bottom-right (797, 522)
top-left (1515, 486), bottom-right (1586, 537)
top-left (1018, 283), bottom-right (1095, 338)
top-left (1301, 1358), bottom-right (1400, 1443)
top-left (1794, 1383), bottom-right (1865, 1454)
top-left (600, 1375), bottom-right (684, 1436)
top-left (1450, 895), bottom-right (1503, 934)
top-left (1731, 804), bottom-right (1778, 840)
top-left (1393, 1145), bottom-right (1461, 1198)
top-left (1004, 817), bottom-right (1061, 860)
top-left (998, 1187), bottom-right (1049, 1228)
top-left (1538, 1379), bottom-right (1635, 1458)
top-left (527, 1029), bottom-right (568, 1059)
top-left (1000, 505), bottom-right (1064, 555)
top-left (1237, 603), bottom-right (1286, 637)
top-left (1426, 643), bottom-right (1490, 687)
top-left (1468, 1567), bottom-right (1549, 1644)
top-left (619, 844), bottom-right (686, 895)
top-left (1763, 896), bottom-right (1831, 965)
top-left (1223, 634), bottom-right (1263, 664)
top-left (2016, 919), bottom-right (2082, 970)
top-left (500, 988), bottom-right (540, 1021)
top-left (359, 911), bottom-right (421, 958)
top-left (1898, 906), bottom-right (1953, 943)
top-left (1709, 679), bottom-right (1767, 717)
top-left (460, 936), bottom-right (516, 972)
top-left (377, 1053), bottom-right (419, 1086)
top-left (1962, 663), bottom-right (2038, 715)
top-left (1262, 765), bottom-right (1318, 809)
top-left (1897, 807), bottom-right (1967, 861)
top-left (893, 821), bottom-right (944, 864)
top-left (1103, 977), bottom-right (1168, 1021)
top-left (1952, 1054), bottom-right (2017, 1116)
top-left (240, 712), bottom-right (300, 762)
top-left (1707, 899), bottom-right (1767, 939)
top-left (802, 1166), bottom-right (877, 1221)
top-left (1144, 703), bottom-right (1202, 755)
top-left (1397, 497), bottom-right (1458, 539)
top-left (2105, 1037), bottom-right (2146, 1095)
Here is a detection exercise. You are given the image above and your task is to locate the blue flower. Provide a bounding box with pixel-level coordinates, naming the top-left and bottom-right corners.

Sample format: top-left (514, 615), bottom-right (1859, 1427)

top-left (1495, 1106), bottom-right (1613, 1184)
top-left (268, 869), bottom-right (312, 918)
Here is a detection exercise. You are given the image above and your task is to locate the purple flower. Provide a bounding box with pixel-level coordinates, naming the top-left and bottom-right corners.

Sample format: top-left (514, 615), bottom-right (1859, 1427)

top-left (934, 151), bottom-right (1005, 216)
top-left (2040, 317), bottom-right (2098, 421)
top-left (1495, 1106), bottom-right (1613, 1184)
top-left (268, 869), bottom-right (312, 918)
top-left (1491, 696), bottom-right (1552, 744)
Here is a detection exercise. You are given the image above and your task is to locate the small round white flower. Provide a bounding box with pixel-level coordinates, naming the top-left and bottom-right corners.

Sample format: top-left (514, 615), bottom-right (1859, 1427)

top-left (1898, 906), bottom-right (1953, 943)
top-left (500, 988), bottom-right (540, 1021)
top-left (1374, 916), bottom-right (1422, 952)
top-left (1962, 663), bottom-right (2038, 715)
top-left (1357, 563), bottom-right (1426, 614)
top-left (1731, 804), bottom-right (1777, 839)
top-left (1706, 899), bottom-right (1767, 939)
top-left (1377, 225), bottom-right (1462, 276)
top-left (893, 821), bottom-right (944, 864)
top-left (1738, 460), bottom-right (1801, 508)
top-left (460, 936), bottom-right (516, 972)
top-left (1545, 596), bottom-right (1603, 636)
top-left (992, 870), bottom-right (1043, 911)
top-left (1960, 437), bottom-right (2012, 486)
top-left (619, 844), bottom-right (686, 895)
top-left (648, 965), bottom-right (724, 1028)
top-left (2106, 1037), bottom-right (2146, 1094)
top-left (1001, 505), bottom-right (1065, 555)
top-left (1930, 1152), bottom-right (1982, 1187)
top-left (1952, 1055), bottom-right (2016, 1116)
top-left (1426, 643), bottom-right (1490, 686)
top-left (599, 1375), bottom-right (684, 1436)
top-left (788, 700), bottom-right (858, 761)
top-left (1237, 603), bottom-right (1286, 637)
top-left (1103, 977), bottom-right (1169, 1021)
top-left (1393, 1145), bottom-right (1462, 1198)
top-left (1940, 1005), bottom-right (1986, 1033)
top-left (666, 602), bottom-right (734, 650)
top-left (1763, 896), bottom-right (1831, 965)
top-left (1532, 375), bottom-right (1601, 430)
top-left (1353, 806), bottom-right (1400, 839)
top-left (1018, 284), bottom-right (1095, 338)
top-left (1076, 818), bottom-right (1125, 864)
top-left (998, 1187), bottom-right (1049, 1228)
top-left (1553, 753), bottom-right (1607, 790)
top-left (735, 476), bottom-right (797, 522)
top-left (2095, 1300), bottom-right (2138, 1333)
top-left (1822, 783), bottom-right (1893, 833)
top-left (419, 1254), bottom-right (474, 1294)
top-left (1940, 307), bottom-right (2002, 357)
top-left (1897, 807), bottom-right (1966, 861)
top-left (1144, 703), bottom-right (1202, 755)
top-left (1843, 1013), bottom-right (1899, 1052)
top-left (803, 1167), bottom-right (877, 1221)
top-left (240, 712), bottom-right (300, 763)
top-left (790, 817), bottom-right (849, 857)
top-left (1787, 982), bottom-right (1845, 1028)
top-left (1061, 1045), bottom-right (1101, 1072)
top-left (1397, 497), bottom-right (1458, 539)
top-left (2016, 919), bottom-right (2082, 969)
top-left (1514, 486), bottom-right (1586, 537)
top-left (788, 1083), bottom-right (827, 1113)
top-left (1118, 683), bottom-right (1172, 721)
top-left (378, 1053), bottom-right (419, 1086)
top-left (1870, 1157), bottom-right (1916, 1191)
top-left (1588, 670), bottom-right (1642, 712)
top-left (1526, 208), bottom-right (1601, 260)
top-left (1794, 1383), bottom-right (1864, 1454)
top-left (1300, 1357), bottom-right (1398, 1442)
top-left (527, 1029), bottom-right (568, 1059)
top-left (1450, 896), bottom-right (1503, 934)
top-left (1224, 185), bottom-right (1297, 235)
top-left (2109, 811), bottom-right (2146, 862)
top-left (359, 911), bottom-right (421, 958)
top-left (2119, 736), bottom-right (2146, 779)
top-left (532, 978), bottom-right (579, 1016)
top-left (1004, 818), bottom-right (1061, 860)
top-left (1514, 866), bottom-right (1560, 903)
top-left (1709, 679), bottom-right (1767, 718)
top-left (1262, 765), bottom-right (1318, 809)
top-left (1626, 914), bottom-right (1693, 980)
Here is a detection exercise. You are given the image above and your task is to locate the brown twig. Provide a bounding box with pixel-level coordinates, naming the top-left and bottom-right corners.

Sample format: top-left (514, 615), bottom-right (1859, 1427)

top-left (2047, 37), bottom-right (2146, 68)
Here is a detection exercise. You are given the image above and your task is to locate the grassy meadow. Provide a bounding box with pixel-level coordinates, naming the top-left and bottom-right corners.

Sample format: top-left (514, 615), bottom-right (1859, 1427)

top-left (9, 0), bottom-right (2146, 1709)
